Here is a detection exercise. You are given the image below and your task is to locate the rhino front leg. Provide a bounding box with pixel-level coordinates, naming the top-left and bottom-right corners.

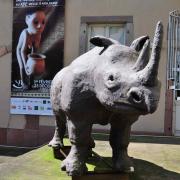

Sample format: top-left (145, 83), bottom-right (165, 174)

top-left (61, 118), bottom-right (92, 176)
top-left (48, 112), bottom-right (66, 148)
top-left (109, 118), bottom-right (135, 172)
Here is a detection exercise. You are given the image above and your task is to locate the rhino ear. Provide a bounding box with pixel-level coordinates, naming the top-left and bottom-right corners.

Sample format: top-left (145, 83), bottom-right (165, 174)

top-left (90, 36), bottom-right (119, 47)
top-left (130, 36), bottom-right (149, 51)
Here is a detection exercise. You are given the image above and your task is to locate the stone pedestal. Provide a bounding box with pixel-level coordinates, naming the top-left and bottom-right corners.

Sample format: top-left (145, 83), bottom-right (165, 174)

top-left (72, 174), bottom-right (129, 180)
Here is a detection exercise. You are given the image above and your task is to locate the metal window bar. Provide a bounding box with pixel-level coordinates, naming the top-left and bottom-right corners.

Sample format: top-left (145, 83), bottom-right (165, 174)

top-left (168, 10), bottom-right (180, 91)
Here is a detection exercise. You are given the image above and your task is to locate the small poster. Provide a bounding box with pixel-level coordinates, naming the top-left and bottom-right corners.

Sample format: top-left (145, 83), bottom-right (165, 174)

top-left (11, 0), bottom-right (65, 115)
top-left (11, 97), bottom-right (53, 115)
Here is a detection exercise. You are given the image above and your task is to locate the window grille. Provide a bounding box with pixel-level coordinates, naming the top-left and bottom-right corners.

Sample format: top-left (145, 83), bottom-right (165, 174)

top-left (168, 10), bottom-right (180, 90)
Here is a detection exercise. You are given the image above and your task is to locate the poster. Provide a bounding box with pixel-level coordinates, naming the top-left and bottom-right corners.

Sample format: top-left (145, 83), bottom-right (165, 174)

top-left (11, 0), bottom-right (65, 115)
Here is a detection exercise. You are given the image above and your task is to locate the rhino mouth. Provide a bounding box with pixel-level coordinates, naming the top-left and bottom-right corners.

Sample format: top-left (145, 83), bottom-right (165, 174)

top-left (113, 98), bottom-right (158, 114)
top-left (113, 101), bottom-right (147, 113)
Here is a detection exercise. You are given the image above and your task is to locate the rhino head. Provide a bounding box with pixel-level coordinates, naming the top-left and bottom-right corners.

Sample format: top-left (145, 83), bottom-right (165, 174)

top-left (91, 22), bottom-right (163, 115)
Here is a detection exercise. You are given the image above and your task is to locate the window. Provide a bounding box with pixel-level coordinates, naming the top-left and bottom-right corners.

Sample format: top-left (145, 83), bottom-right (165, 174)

top-left (168, 10), bottom-right (180, 99)
top-left (79, 16), bottom-right (133, 54)
top-left (87, 24), bottom-right (126, 50)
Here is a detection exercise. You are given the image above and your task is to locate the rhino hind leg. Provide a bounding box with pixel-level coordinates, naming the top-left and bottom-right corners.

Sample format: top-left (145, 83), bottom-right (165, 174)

top-left (61, 118), bottom-right (92, 176)
top-left (109, 119), bottom-right (134, 173)
top-left (48, 112), bottom-right (66, 148)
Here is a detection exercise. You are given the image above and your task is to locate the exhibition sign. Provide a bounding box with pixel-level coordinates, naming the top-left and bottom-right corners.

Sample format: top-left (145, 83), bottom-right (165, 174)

top-left (11, 0), bottom-right (65, 115)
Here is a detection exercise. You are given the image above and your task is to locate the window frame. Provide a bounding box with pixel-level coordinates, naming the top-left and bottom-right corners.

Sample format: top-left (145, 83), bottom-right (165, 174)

top-left (79, 16), bottom-right (134, 55)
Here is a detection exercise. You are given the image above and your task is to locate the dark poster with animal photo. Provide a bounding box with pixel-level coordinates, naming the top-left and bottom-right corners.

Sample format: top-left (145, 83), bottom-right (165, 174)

top-left (11, 0), bottom-right (65, 115)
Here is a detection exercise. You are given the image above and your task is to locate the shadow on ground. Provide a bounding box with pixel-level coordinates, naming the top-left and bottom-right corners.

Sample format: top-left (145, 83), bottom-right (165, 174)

top-left (86, 156), bottom-right (180, 180)
top-left (132, 158), bottom-right (180, 180)
top-left (92, 133), bottom-right (180, 145)
top-left (0, 146), bottom-right (33, 157)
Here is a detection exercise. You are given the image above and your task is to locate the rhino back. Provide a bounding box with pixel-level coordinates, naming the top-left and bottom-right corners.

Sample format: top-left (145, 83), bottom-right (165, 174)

top-left (51, 47), bottom-right (103, 113)
top-left (50, 67), bottom-right (69, 114)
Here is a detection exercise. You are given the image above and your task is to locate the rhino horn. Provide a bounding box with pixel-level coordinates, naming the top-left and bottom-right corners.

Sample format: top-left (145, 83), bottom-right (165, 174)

top-left (133, 39), bottom-right (150, 71)
top-left (90, 36), bottom-right (119, 47)
top-left (130, 35), bottom-right (149, 51)
top-left (138, 21), bottom-right (163, 86)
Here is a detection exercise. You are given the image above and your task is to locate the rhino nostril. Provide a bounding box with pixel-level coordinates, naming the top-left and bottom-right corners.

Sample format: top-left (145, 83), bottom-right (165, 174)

top-left (131, 91), bottom-right (142, 103)
top-left (108, 75), bottom-right (114, 81)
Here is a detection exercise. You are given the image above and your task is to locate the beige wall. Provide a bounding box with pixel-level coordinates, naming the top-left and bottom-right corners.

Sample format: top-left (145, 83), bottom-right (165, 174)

top-left (0, 0), bottom-right (56, 130)
top-left (0, 0), bottom-right (180, 133)
top-left (0, 1), bottom-right (12, 128)
top-left (64, 0), bottom-right (180, 134)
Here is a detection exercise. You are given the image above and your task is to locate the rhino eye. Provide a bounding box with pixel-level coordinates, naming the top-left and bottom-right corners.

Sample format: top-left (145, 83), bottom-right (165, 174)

top-left (108, 75), bottom-right (114, 81)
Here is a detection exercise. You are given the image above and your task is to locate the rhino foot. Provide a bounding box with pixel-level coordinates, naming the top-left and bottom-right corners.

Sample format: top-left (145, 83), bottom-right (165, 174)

top-left (113, 156), bottom-right (134, 173)
top-left (61, 157), bottom-right (87, 176)
top-left (48, 138), bottom-right (64, 148)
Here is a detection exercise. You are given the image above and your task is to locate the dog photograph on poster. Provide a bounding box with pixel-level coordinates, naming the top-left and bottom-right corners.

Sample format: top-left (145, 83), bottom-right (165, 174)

top-left (11, 0), bottom-right (65, 96)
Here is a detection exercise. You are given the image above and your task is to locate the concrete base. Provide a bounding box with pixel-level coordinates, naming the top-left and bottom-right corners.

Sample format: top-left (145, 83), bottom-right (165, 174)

top-left (72, 174), bottom-right (129, 180)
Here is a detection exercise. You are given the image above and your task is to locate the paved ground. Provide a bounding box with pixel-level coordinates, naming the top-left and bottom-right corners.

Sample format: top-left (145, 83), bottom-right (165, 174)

top-left (0, 135), bottom-right (180, 180)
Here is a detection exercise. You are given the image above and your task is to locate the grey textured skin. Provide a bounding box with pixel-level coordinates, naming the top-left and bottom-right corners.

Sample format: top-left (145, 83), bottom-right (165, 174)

top-left (49, 22), bottom-right (163, 176)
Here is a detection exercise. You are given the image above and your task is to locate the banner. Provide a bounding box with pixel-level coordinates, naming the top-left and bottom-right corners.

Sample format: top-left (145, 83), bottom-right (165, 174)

top-left (11, 0), bottom-right (65, 115)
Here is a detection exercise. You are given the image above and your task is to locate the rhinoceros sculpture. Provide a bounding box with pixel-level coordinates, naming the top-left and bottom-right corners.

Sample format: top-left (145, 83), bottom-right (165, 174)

top-left (49, 22), bottom-right (163, 176)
